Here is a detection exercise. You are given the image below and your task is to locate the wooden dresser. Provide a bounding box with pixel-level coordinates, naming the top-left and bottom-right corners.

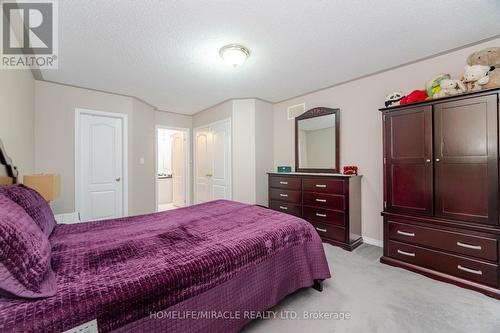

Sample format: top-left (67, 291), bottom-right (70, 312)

top-left (268, 172), bottom-right (362, 251)
top-left (380, 88), bottom-right (500, 299)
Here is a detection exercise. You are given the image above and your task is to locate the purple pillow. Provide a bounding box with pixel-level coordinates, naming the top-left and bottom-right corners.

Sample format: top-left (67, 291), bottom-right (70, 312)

top-left (1, 184), bottom-right (57, 236)
top-left (0, 193), bottom-right (57, 298)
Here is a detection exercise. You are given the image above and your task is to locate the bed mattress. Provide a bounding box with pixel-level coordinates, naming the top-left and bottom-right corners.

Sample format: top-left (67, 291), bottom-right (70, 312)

top-left (0, 200), bottom-right (330, 332)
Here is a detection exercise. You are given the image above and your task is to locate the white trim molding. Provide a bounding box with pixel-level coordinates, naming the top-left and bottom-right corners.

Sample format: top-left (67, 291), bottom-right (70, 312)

top-left (362, 236), bottom-right (383, 248)
top-left (74, 108), bottom-right (129, 218)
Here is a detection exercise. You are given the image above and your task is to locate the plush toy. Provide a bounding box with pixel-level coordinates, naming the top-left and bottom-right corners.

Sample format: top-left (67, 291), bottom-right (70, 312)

top-left (399, 90), bottom-right (428, 105)
top-left (466, 47), bottom-right (500, 89)
top-left (433, 79), bottom-right (467, 98)
top-left (462, 65), bottom-right (490, 92)
top-left (426, 74), bottom-right (451, 98)
top-left (343, 166), bottom-right (358, 175)
top-left (384, 91), bottom-right (405, 107)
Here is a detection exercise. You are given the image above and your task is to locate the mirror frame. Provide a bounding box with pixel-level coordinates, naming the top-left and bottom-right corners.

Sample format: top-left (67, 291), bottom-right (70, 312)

top-left (295, 107), bottom-right (340, 173)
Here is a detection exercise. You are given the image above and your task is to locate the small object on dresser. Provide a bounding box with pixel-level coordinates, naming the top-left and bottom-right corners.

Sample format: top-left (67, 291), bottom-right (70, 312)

top-left (384, 92), bottom-right (405, 107)
top-left (343, 166), bottom-right (358, 175)
top-left (277, 166), bottom-right (292, 173)
top-left (23, 173), bottom-right (61, 203)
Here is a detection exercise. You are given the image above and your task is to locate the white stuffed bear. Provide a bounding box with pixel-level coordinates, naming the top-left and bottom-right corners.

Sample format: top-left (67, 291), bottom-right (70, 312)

top-left (462, 65), bottom-right (490, 91)
top-left (433, 79), bottom-right (467, 98)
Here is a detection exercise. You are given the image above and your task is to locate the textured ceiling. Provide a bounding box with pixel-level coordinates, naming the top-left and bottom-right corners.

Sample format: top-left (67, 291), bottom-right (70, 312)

top-left (41, 0), bottom-right (500, 114)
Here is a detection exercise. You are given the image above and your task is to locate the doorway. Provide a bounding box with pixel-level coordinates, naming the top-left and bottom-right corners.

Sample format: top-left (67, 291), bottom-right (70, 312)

top-left (193, 119), bottom-right (232, 204)
top-left (155, 126), bottom-right (190, 211)
top-left (75, 108), bottom-right (128, 221)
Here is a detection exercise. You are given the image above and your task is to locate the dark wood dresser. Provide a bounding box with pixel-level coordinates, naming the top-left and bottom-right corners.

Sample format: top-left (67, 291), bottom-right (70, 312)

top-left (380, 88), bottom-right (500, 299)
top-left (268, 172), bottom-right (362, 251)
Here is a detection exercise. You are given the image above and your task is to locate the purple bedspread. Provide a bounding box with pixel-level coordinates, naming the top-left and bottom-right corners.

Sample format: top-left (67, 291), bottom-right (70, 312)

top-left (0, 200), bottom-right (330, 332)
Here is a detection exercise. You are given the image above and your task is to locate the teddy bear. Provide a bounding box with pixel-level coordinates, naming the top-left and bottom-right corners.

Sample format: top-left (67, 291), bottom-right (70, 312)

top-left (426, 74), bottom-right (451, 98)
top-left (462, 65), bottom-right (490, 92)
top-left (433, 79), bottom-right (467, 98)
top-left (384, 91), bottom-right (405, 107)
top-left (466, 47), bottom-right (500, 89)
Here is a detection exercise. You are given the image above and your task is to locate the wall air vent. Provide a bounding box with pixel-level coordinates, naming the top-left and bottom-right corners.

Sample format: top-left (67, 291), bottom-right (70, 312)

top-left (287, 103), bottom-right (305, 120)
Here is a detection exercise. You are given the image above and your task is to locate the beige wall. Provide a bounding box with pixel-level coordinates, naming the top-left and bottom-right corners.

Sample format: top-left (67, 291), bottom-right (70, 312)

top-left (254, 99), bottom-right (274, 206)
top-left (34, 80), bottom-right (190, 216)
top-left (192, 100), bottom-right (232, 128)
top-left (0, 69), bottom-right (35, 180)
top-left (273, 37), bottom-right (500, 243)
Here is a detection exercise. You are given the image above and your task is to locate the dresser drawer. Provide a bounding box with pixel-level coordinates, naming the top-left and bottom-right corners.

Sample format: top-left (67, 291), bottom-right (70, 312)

top-left (269, 188), bottom-right (301, 204)
top-left (303, 178), bottom-right (344, 194)
top-left (269, 176), bottom-right (301, 190)
top-left (303, 206), bottom-right (344, 226)
top-left (303, 192), bottom-right (344, 211)
top-left (310, 221), bottom-right (346, 242)
top-left (389, 221), bottom-right (498, 262)
top-left (270, 201), bottom-right (301, 217)
top-left (388, 240), bottom-right (498, 287)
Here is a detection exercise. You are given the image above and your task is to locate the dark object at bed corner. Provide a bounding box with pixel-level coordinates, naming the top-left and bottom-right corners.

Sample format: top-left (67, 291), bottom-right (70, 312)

top-left (380, 89), bottom-right (500, 299)
top-left (0, 139), bottom-right (18, 185)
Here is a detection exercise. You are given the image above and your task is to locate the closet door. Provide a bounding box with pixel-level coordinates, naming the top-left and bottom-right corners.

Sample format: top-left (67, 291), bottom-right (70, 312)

top-left (434, 95), bottom-right (498, 225)
top-left (385, 106), bottom-right (433, 215)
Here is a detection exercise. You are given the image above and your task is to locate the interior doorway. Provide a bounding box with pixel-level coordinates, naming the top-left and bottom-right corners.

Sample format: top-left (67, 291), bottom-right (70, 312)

top-left (155, 126), bottom-right (190, 212)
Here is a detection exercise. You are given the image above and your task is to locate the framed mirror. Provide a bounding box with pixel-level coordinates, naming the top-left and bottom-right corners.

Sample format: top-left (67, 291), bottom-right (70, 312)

top-left (295, 107), bottom-right (340, 173)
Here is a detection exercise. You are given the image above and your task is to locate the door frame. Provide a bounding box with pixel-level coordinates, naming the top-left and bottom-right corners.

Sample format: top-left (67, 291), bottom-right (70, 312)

top-left (193, 118), bottom-right (232, 204)
top-left (155, 125), bottom-right (192, 211)
top-left (75, 108), bottom-right (129, 217)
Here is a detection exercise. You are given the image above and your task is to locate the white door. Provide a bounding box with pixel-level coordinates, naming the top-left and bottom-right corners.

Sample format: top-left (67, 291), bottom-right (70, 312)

top-left (78, 113), bottom-right (125, 221)
top-left (194, 120), bottom-right (231, 204)
top-left (171, 132), bottom-right (185, 207)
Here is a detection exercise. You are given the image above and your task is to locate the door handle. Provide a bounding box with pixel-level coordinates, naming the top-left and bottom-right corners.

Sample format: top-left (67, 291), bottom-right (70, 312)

top-left (205, 173), bottom-right (213, 177)
top-left (116, 177), bottom-right (121, 182)
top-left (435, 158), bottom-right (441, 162)
top-left (425, 159), bottom-right (431, 163)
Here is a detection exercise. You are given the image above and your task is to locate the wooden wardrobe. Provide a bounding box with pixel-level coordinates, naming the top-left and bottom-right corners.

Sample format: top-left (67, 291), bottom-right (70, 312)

top-left (380, 88), bottom-right (500, 299)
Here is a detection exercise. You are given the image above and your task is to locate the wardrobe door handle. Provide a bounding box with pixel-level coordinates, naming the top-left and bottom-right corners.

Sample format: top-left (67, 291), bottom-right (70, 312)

top-left (279, 206), bottom-right (288, 210)
top-left (397, 230), bottom-right (415, 237)
top-left (279, 181), bottom-right (288, 185)
top-left (457, 242), bottom-right (482, 250)
top-left (279, 194), bottom-right (288, 197)
top-left (426, 159), bottom-right (431, 163)
top-left (435, 158), bottom-right (441, 162)
top-left (316, 227), bottom-right (327, 233)
top-left (315, 198), bottom-right (327, 203)
top-left (315, 184), bottom-right (327, 188)
top-left (397, 249), bottom-right (416, 257)
top-left (315, 213), bottom-right (327, 218)
top-left (457, 265), bottom-right (482, 276)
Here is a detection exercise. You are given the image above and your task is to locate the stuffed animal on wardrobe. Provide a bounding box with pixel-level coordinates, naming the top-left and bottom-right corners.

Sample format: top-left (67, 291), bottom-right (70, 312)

top-left (384, 91), bottom-right (405, 107)
top-left (433, 79), bottom-right (467, 98)
top-left (426, 74), bottom-right (451, 98)
top-left (466, 47), bottom-right (500, 89)
top-left (462, 65), bottom-right (490, 91)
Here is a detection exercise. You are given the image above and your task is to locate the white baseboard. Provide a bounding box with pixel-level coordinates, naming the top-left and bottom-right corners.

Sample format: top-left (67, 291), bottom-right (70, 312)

top-left (362, 236), bottom-right (383, 247)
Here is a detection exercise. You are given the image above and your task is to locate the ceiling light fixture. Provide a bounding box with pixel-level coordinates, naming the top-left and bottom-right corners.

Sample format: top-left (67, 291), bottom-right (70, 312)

top-left (219, 44), bottom-right (250, 68)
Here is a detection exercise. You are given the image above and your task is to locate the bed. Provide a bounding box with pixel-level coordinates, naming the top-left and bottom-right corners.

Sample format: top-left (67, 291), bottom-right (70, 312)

top-left (0, 140), bottom-right (330, 333)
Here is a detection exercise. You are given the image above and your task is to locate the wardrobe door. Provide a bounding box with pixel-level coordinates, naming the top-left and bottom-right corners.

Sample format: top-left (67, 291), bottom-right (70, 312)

top-left (434, 95), bottom-right (498, 225)
top-left (385, 106), bottom-right (433, 215)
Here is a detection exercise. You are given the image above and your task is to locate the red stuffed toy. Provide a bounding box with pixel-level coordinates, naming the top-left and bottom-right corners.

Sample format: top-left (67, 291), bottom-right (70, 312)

top-left (343, 166), bottom-right (358, 175)
top-left (399, 90), bottom-right (428, 105)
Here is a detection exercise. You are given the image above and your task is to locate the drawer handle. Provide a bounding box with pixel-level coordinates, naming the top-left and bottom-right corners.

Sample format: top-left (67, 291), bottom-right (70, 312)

top-left (315, 198), bottom-right (327, 203)
top-left (397, 249), bottom-right (416, 257)
top-left (279, 194), bottom-right (288, 197)
top-left (315, 213), bottom-right (327, 218)
top-left (279, 206), bottom-right (288, 210)
top-left (279, 181), bottom-right (288, 185)
top-left (456, 241), bottom-right (482, 251)
top-left (315, 184), bottom-right (327, 188)
top-left (397, 230), bottom-right (415, 237)
top-left (316, 227), bottom-right (327, 233)
top-left (457, 265), bottom-right (483, 276)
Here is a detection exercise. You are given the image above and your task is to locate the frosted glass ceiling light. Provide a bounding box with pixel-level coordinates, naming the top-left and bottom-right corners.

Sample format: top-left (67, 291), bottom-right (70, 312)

top-left (219, 44), bottom-right (250, 68)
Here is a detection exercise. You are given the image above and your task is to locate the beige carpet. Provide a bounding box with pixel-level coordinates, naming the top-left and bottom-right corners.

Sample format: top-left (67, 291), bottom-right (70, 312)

top-left (241, 243), bottom-right (500, 333)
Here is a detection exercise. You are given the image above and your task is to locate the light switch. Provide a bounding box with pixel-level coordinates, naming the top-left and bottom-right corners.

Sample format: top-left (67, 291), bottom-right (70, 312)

top-left (139, 157), bottom-right (145, 165)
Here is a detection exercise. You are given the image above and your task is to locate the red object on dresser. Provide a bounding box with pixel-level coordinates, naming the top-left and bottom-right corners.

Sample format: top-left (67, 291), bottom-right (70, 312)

top-left (380, 88), bottom-right (500, 299)
top-left (343, 166), bottom-right (358, 175)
